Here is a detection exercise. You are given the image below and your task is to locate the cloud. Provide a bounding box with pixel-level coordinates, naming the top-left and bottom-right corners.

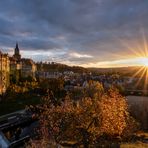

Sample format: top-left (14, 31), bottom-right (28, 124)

top-left (69, 52), bottom-right (93, 58)
top-left (0, 0), bottom-right (148, 67)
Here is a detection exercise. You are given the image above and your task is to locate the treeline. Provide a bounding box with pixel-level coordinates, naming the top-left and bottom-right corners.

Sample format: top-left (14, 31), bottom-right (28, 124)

top-left (36, 62), bottom-right (89, 73)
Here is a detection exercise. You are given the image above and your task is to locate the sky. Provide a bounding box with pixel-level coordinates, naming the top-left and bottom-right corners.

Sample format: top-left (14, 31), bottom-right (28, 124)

top-left (0, 0), bottom-right (148, 67)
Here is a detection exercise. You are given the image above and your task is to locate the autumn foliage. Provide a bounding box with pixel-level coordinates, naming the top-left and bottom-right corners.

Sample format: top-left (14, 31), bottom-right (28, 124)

top-left (28, 82), bottom-right (137, 147)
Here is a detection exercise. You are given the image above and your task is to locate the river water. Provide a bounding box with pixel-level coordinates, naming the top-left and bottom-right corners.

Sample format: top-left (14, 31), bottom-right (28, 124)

top-left (126, 95), bottom-right (148, 130)
top-left (126, 95), bottom-right (148, 105)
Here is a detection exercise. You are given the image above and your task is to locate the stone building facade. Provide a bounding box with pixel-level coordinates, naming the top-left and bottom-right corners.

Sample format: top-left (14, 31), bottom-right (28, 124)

top-left (21, 58), bottom-right (36, 78)
top-left (0, 52), bottom-right (10, 95)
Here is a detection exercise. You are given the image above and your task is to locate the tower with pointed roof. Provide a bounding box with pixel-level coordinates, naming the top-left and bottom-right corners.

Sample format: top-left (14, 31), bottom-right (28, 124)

top-left (10, 42), bottom-right (36, 80)
top-left (13, 42), bottom-right (21, 61)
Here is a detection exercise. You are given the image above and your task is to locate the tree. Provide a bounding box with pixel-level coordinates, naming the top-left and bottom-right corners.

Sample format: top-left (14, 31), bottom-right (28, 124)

top-left (10, 70), bottom-right (20, 84)
top-left (29, 84), bottom-right (137, 147)
top-left (83, 80), bottom-right (104, 99)
top-left (39, 78), bottom-right (64, 92)
top-left (39, 78), bottom-right (65, 98)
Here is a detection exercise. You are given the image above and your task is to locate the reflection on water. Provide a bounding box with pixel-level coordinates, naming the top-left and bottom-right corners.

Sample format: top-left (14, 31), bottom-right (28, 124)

top-left (126, 96), bottom-right (148, 130)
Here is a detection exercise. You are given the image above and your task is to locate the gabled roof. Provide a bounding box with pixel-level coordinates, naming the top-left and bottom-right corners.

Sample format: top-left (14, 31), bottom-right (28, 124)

top-left (21, 58), bottom-right (35, 65)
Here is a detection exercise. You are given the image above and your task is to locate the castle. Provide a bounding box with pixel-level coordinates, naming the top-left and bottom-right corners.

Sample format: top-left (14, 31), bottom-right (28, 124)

top-left (0, 43), bottom-right (36, 95)
top-left (10, 43), bottom-right (36, 79)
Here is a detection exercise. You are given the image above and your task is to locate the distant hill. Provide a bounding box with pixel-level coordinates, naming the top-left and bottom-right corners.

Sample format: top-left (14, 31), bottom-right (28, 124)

top-left (36, 62), bottom-right (144, 77)
top-left (36, 62), bottom-right (89, 73)
top-left (88, 66), bottom-right (144, 77)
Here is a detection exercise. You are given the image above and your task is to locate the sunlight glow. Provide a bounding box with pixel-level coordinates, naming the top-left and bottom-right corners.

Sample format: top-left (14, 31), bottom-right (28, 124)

top-left (139, 57), bottom-right (148, 67)
top-left (122, 30), bottom-right (148, 91)
top-left (78, 31), bottom-right (148, 91)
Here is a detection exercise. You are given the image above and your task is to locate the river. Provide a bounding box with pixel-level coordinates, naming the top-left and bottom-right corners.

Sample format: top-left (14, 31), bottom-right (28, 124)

top-left (126, 95), bottom-right (148, 130)
top-left (126, 95), bottom-right (148, 105)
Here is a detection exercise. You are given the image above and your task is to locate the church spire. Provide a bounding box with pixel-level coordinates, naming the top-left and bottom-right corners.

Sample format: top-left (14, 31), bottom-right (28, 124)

top-left (16, 42), bottom-right (18, 49)
top-left (13, 42), bottom-right (21, 61)
top-left (15, 42), bottom-right (19, 55)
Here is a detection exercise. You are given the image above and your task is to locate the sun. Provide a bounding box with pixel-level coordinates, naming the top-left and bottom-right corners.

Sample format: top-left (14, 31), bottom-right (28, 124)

top-left (117, 31), bottom-right (148, 91)
top-left (140, 57), bottom-right (148, 67)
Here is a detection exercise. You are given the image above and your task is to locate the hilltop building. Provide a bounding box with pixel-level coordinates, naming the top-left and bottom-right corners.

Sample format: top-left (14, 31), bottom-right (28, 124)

top-left (0, 52), bottom-right (10, 95)
top-left (10, 43), bottom-right (36, 80)
top-left (0, 43), bottom-right (37, 96)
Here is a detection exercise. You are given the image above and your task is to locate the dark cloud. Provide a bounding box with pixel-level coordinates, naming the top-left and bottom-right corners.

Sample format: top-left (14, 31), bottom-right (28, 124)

top-left (0, 0), bottom-right (148, 66)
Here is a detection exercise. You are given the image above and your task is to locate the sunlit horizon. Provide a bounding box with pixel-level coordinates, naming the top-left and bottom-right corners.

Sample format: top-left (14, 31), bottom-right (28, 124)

top-left (76, 57), bottom-right (148, 68)
top-left (5, 45), bottom-right (148, 68)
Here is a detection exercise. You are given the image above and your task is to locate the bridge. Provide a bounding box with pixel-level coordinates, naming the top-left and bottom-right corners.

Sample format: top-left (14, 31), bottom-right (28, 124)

top-left (125, 89), bottom-right (148, 96)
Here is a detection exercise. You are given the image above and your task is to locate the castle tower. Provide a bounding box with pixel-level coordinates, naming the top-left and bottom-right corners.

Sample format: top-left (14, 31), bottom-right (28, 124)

top-left (13, 42), bottom-right (21, 61)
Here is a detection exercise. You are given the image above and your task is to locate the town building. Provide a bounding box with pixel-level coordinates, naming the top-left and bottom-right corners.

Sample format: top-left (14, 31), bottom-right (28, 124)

top-left (0, 51), bottom-right (10, 95)
top-left (0, 43), bottom-right (37, 95)
top-left (21, 58), bottom-right (36, 78)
